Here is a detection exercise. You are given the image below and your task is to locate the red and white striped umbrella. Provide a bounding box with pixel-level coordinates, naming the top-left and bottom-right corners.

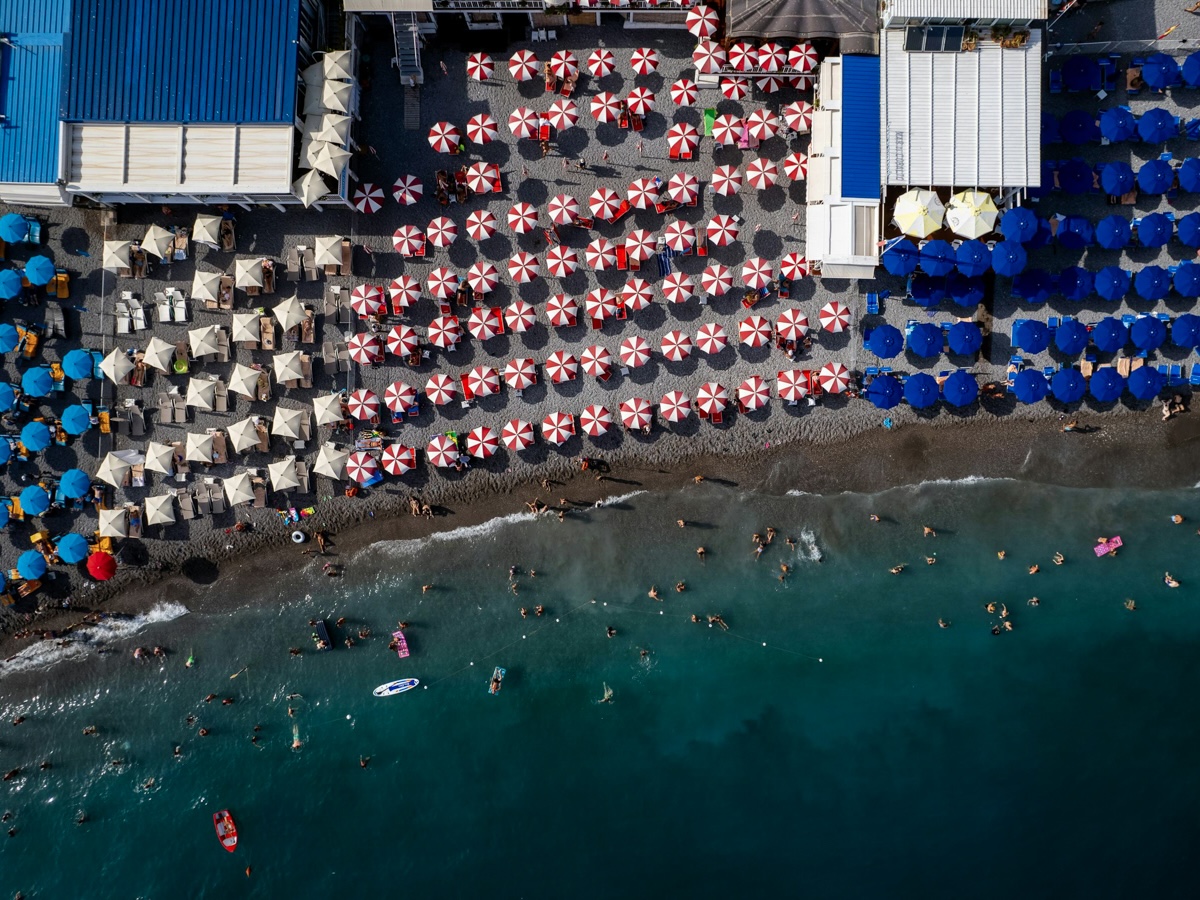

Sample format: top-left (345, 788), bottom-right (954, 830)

top-left (381, 443), bottom-right (417, 475)
top-left (388, 277), bottom-right (420, 312)
top-left (707, 214), bottom-right (741, 246)
top-left (619, 335), bottom-right (652, 368)
top-left (789, 74), bottom-right (815, 90)
top-left (590, 92), bottom-right (622, 124)
top-left (626, 87), bottom-right (656, 116)
top-left (667, 172), bottom-right (699, 205)
top-left (387, 324), bottom-right (420, 357)
top-left (819, 301), bottom-right (850, 333)
top-left (663, 220), bottom-right (696, 253)
top-left (352, 183), bottom-right (384, 214)
top-left (696, 382), bottom-right (729, 416)
top-left (631, 47), bottom-right (659, 76)
top-left (627, 179), bottom-right (660, 210)
top-left (756, 75), bottom-right (785, 94)
top-left (505, 300), bottom-right (536, 333)
top-left (585, 238), bottom-right (617, 270)
top-left (745, 108), bottom-right (780, 142)
top-left (696, 321), bottom-right (729, 354)
top-left (466, 208), bottom-right (498, 241)
top-left (789, 42), bottom-right (819, 73)
top-left (508, 251), bottom-right (541, 284)
top-left (347, 388), bottom-right (380, 419)
top-left (742, 257), bottom-right (773, 289)
top-left (508, 107), bottom-right (539, 139)
top-left (546, 294), bottom-right (578, 328)
top-left (621, 277), bottom-right (654, 312)
top-left (777, 369), bottom-right (810, 402)
top-left (348, 333), bottom-right (384, 364)
top-left (782, 100), bottom-right (814, 133)
top-left (739, 315), bottom-right (772, 348)
top-left (347, 451), bottom-right (380, 484)
top-left (780, 253), bottom-right (810, 280)
top-left (508, 202), bottom-right (539, 234)
top-left (746, 158), bottom-right (779, 190)
top-left (425, 373), bottom-right (456, 405)
top-left (660, 330), bottom-right (694, 362)
top-left (426, 267), bottom-right (458, 299)
top-left (818, 362), bottom-right (850, 394)
top-left (426, 434), bottom-right (460, 468)
top-left (660, 390), bottom-right (692, 423)
top-left (589, 187), bottom-right (623, 221)
top-left (588, 48), bottom-right (615, 78)
top-left (428, 122), bottom-right (460, 153)
top-left (686, 4), bottom-right (719, 38)
top-left (782, 152), bottom-right (808, 182)
top-left (549, 49), bottom-right (578, 79)
top-left (467, 52), bottom-right (494, 81)
top-left (670, 78), bottom-right (698, 106)
top-left (467, 306), bottom-right (503, 341)
top-left (776, 308), bottom-right (810, 341)
top-left (465, 426), bottom-right (500, 459)
top-left (427, 315), bottom-right (462, 349)
top-left (541, 412), bottom-right (575, 445)
top-left (393, 225), bottom-right (423, 255)
top-left (502, 419), bottom-right (535, 451)
top-left (619, 396), bottom-right (653, 430)
top-left (728, 42), bottom-right (756, 71)
top-left (581, 344), bottom-right (614, 377)
top-left (466, 112), bottom-right (499, 145)
top-left (584, 288), bottom-right (618, 322)
top-left (549, 193), bottom-right (580, 226)
top-left (662, 272), bottom-right (695, 305)
top-left (504, 357), bottom-right (537, 390)
top-left (580, 404), bottom-right (613, 437)
top-left (693, 41), bottom-right (727, 75)
top-left (466, 365), bottom-right (501, 398)
top-left (466, 262), bottom-right (499, 294)
top-left (720, 77), bottom-right (749, 100)
top-left (466, 162), bottom-right (497, 194)
top-left (384, 380), bottom-right (418, 413)
top-left (757, 42), bottom-right (787, 73)
top-left (712, 115), bottom-right (742, 147)
top-left (666, 122), bottom-right (700, 156)
top-left (711, 164), bottom-right (743, 197)
top-left (738, 375), bottom-right (770, 410)
top-left (509, 49), bottom-right (538, 81)
top-left (546, 244), bottom-right (579, 278)
top-left (545, 350), bottom-right (579, 383)
top-left (427, 216), bottom-right (458, 248)
top-left (625, 228), bottom-right (657, 260)
top-left (547, 98), bottom-right (579, 130)
top-left (701, 263), bottom-right (735, 296)
top-left (350, 284), bottom-right (386, 316)
top-left (393, 174), bottom-right (422, 206)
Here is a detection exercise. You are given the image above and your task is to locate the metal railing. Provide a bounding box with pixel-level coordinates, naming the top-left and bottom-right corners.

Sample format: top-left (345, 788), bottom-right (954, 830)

top-left (1044, 39), bottom-right (1196, 59)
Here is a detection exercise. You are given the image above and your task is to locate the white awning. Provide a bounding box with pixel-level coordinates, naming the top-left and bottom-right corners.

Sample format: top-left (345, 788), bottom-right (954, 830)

top-left (886, 1), bottom-right (1046, 20)
top-left (807, 202), bottom-right (880, 279)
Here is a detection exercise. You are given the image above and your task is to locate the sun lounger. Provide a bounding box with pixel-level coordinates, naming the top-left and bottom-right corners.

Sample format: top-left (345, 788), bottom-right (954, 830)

top-left (197, 490), bottom-right (212, 515)
top-left (172, 294), bottom-right (188, 322)
top-left (252, 477), bottom-right (266, 509)
top-left (324, 284), bottom-right (341, 317)
top-left (220, 217), bottom-right (236, 252)
top-left (157, 393), bottom-right (171, 423)
top-left (300, 247), bottom-right (317, 282)
top-left (211, 431), bottom-right (229, 465)
top-left (300, 309), bottom-right (316, 344)
top-left (285, 247), bottom-right (300, 281)
top-left (209, 484), bottom-right (226, 515)
top-left (127, 505), bottom-right (143, 538)
top-left (296, 459), bottom-right (310, 493)
top-left (340, 239), bottom-right (352, 276)
top-left (213, 382), bottom-right (228, 413)
top-left (336, 342), bottom-right (350, 373)
top-left (216, 328), bottom-right (230, 362)
top-left (173, 394), bottom-right (188, 423)
top-left (130, 406), bottom-right (145, 436)
top-left (114, 301), bottom-right (131, 334)
top-left (323, 340), bottom-right (337, 376)
top-left (300, 355), bottom-right (313, 389)
top-left (260, 316), bottom-right (276, 350)
top-left (177, 487), bottom-right (195, 519)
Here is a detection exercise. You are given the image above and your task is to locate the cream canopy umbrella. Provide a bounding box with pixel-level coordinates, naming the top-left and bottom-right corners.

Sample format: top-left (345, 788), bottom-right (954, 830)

top-left (144, 494), bottom-right (176, 526)
top-left (321, 50), bottom-right (354, 80)
top-left (313, 393), bottom-right (344, 426)
top-left (309, 141), bottom-right (351, 179)
top-left (893, 190), bottom-right (946, 239)
top-left (186, 433), bottom-right (215, 463)
top-left (271, 407), bottom-right (308, 440)
top-left (189, 325), bottom-right (221, 357)
top-left (143, 442), bottom-right (176, 475)
top-left (226, 417), bottom-right (260, 454)
top-left (273, 351), bottom-right (305, 383)
top-left (141, 224), bottom-right (174, 259)
top-left (223, 472), bottom-right (256, 507)
top-left (193, 214), bottom-right (222, 248)
top-left (99, 349), bottom-right (134, 385)
top-left (304, 113), bottom-right (352, 144)
top-left (273, 296), bottom-right (307, 332)
top-left (321, 79), bottom-right (354, 113)
top-left (231, 314), bottom-right (260, 344)
top-left (268, 456), bottom-right (301, 491)
top-left (143, 337), bottom-right (175, 373)
top-left (301, 62), bottom-right (325, 85)
top-left (227, 363), bottom-right (262, 399)
top-left (192, 269), bottom-right (222, 302)
top-left (235, 258), bottom-right (264, 289)
top-left (186, 378), bottom-right (218, 410)
top-left (96, 451), bottom-right (133, 488)
top-left (314, 236), bottom-right (343, 268)
top-left (946, 190), bottom-right (999, 239)
top-left (102, 240), bottom-right (132, 272)
top-left (99, 508), bottom-right (128, 538)
top-left (293, 170), bottom-right (329, 207)
top-left (314, 444), bottom-right (348, 480)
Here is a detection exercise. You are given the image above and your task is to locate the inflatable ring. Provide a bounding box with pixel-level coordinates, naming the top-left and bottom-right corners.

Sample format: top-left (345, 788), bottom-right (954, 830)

top-left (291, 531), bottom-right (306, 544)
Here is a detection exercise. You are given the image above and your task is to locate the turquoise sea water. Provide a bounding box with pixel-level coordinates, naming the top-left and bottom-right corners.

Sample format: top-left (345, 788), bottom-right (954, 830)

top-left (1, 479), bottom-right (1198, 898)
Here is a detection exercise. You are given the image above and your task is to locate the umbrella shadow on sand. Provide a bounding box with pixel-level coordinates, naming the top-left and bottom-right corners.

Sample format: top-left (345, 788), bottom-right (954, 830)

top-left (181, 557), bottom-right (219, 584)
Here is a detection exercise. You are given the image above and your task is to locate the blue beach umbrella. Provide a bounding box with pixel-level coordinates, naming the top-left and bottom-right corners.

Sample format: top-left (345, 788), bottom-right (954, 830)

top-left (1058, 158), bottom-right (1095, 195)
top-left (20, 421), bottom-right (51, 451)
top-left (1027, 218), bottom-right (1054, 250)
top-left (23, 256), bottom-right (55, 287)
top-left (866, 374), bottom-right (902, 409)
top-left (56, 533), bottom-right (89, 565)
top-left (59, 468), bottom-right (90, 499)
top-left (1092, 317), bottom-right (1128, 353)
top-left (21, 367), bottom-right (52, 397)
top-left (1178, 212), bottom-right (1200, 248)
top-left (0, 441), bottom-right (9, 465)
top-left (1130, 315), bottom-right (1167, 351)
top-left (945, 273), bottom-right (985, 308)
top-left (0, 213), bottom-right (28, 243)
top-left (1099, 107), bottom-right (1137, 143)
top-left (1096, 266), bottom-right (1131, 301)
top-left (1137, 159), bottom-right (1174, 194)
top-left (0, 382), bottom-right (13, 410)
top-left (919, 240), bottom-right (956, 276)
top-left (1143, 53), bottom-right (1181, 91)
top-left (19, 485), bottom-right (50, 516)
top-left (1183, 51), bottom-right (1200, 87)
top-left (991, 241), bottom-right (1027, 277)
top-left (17, 550), bottom-right (47, 580)
top-left (1057, 267), bottom-right (1094, 302)
top-left (1015, 319), bottom-right (1050, 353)
top-left (62, 349), bottom-right (95, 380)
top-left (1095, 214), bottom-right (1132, 250)
top-left (955, 240), bottom-right (990, 277)
top-left (907, 322), bottom-right (944, 357)
top-left (1013, 269), bottom-right (1054, 304)
top-left (1128, 366), bottom-right (1166, 400)
top-left (1057, 215), bottom-right (1094, 249)
top-left (947, 321), bottom-right (982, 356)
top-left (867, 324), bottom-right (903, 358)
top-left (1137, 212), bottom-right (1173, 248)
top-left (1000, 207), bottom-right (1038, 243)
top-left (882, 238), bottom-right (919, 276)
top-left (1135, 266), bottom-right (1170, 302)
top-left (0, 323), bottom-right (19, 353)
top-left (1100, 161), bottom-right (1135, 196)
top-left (1179, 158), bottom-right (1200, 192)
top-left (1060, 109), bottom-right (1099, 145)
top-left (1041, 112), bottom-right (1061, 144)
top-left (1138, 108), bottom-right (1178, 143)
top-left (909, 274), bottom-right (944, 308)
top-left (1064, 56), bottom-right (1100, 92)
top-left (0, 269), bottom-right (22, 300)
top-left (1174, 264), bottom-right (1200, 299)
top-left (1012, 369), bottom-right (1049, 404)
top-left (1171, 312), bottom-right (1200, 348)
top-left (0, 506), bottom-right (7, 528)
top-left (904, 372), bottom-right (939, 409)
top-left (1055, 319), bottom-right (1090, 355)
top-left (942, 370), bottom-right (978, 407)
top-left (1090, 367), bottom-right (1126, 402)
top-left (1052, 368), bottom-right (1087, 403)
top-left (61, 404), bottom-right (92, 435)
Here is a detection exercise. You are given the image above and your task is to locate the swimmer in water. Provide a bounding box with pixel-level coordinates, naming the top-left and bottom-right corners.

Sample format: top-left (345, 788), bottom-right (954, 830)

top-left (696, 547), bottom-right (706, 560)
top-left (997, 551), bottom-right (1006, 560)
top-left (648, 586), bottom-right (660, 601)
top-left (938, 619), bottom-right (950, 628)
top-left (1028, 564), bottom-right (1039, 575)
top-left (291, 725), bottom-right (302, 750)
top-left (1125, 599), bottom-right (1137, 611)
top-left (606, 626), bottom-right (617, 638)
top-left (675, 581), bottom-right (686, 593)
top-left (925, 556), bottom-right (936, 565)
top-left (535, 605), bottom-right (544, 617)
top-left (889, 564), bottom-right (905, 575)
top-left (1165, 572), bottom-right (1181, 588)
top-left (1053, 552), bottom-right (1064, 566)
top-left (985, 602), bottom-right (997, 614)
top-left (1028, 597), bottom-right (1040, 606)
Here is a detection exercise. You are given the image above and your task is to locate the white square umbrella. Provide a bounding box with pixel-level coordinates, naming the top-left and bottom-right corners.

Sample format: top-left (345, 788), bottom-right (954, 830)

top-left (96, 451), bottom-right (133, 488)
top-left (234, 258), bottom-right (264, 289)
top-left (141, 224), bottom-right (174, 259)
top-left (272, 407), bottom-right (308, 440)
top-left (193, 214), bottom-right (222, 248)
top-left (314, 236), bottom-right (342, 267)
top-left (231, 314), bottom-right (260, 344)
top-left (193, 270), bottom-right (222, 302)
top-left (313, 393), bottom-right (344, 426)
top-left (144, 494), bottom-right (176, 526)
top-left (223, 472), bottom-right (256, 507)
top-left (99, 508), bottom-right (128, 538)
top-left (143, 337), bottom-right (175, 374)
top-left (304, 113), bottom-right (352, 144)
top-left (189, 325), bottom-right (221, 357)
top-left (321, 50), bottom-right (354, 80)
top-left (185, 433), bottom-right (215, 463)
top-left (102, 240), bottom-right (132, 272)
top-left (99, 349), bottom-right (134, 385)
top-left (186, 378), bottom-right (218, 410)
top-left (226, 417), bottom-right (261, 454)
top-left (268, 457), bottom-right (300, 491)
top-left (273, 351), bottom-right (305, 383)
top-left (314, 444), bottom-right (348, 480)
top-left (228, 363), bottom-right (262, 399)
top-left (308, 141), bottom-right (351, 179)
top-left (143, 442), bottom-right (176, 475)
top-left (293, 170), bottom-right (329, 207)
top-left (273, 296), bottom-right (307, 332)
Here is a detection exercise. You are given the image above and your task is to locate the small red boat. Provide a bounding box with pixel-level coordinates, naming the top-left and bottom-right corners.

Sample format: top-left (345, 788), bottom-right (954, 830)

top-left (214, 810), bottom-right (238, 852)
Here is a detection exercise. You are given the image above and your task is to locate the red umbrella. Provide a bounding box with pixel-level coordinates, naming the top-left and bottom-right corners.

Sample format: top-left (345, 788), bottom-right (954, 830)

top-left (670, 78), bottom-right (698, 106)
top-left (509, 49), bottom-right (538, 81)
top-left (428, 122), bottom-right (460, 153)
top-left (466, 262), bottom-right (498, 295)
top-left (546, 244), bottom-right (579, 278)
top-left (426, 434), bottom-right (460, 468)
top-left (393, 225), bottom-right (423, 255)
top-left (541, 412), bottom-right (575, 445)
top-left (662, 272), bottom-right (695, 305)
top-left (549, 49), bottom-right (578, 79)
top-left (711, 164), bottom-right (743, 197)
top-left (589, 188), bottom-right (622, 221)
top-left (746, 157), bottom-right (779, 190)
top-left (381, 443), bottom-right (417, 475)
top-left (581, 344), bottom-right (614, 378)
top-left (585, 238), bottom-right (617, 270)
top-left (663, 220), bottom-right (696, 253)
top-left (387, 324), bottom-right (420, 357)
top-left (507, 202), bottom-right (539, 234)
top-left (631, 47), bottom-right (659, 76)
top-left (696, 322), bottom-right (729, 355)
top-left (692, 41), bottom-right (727, 75)
top-left (777, 369), bottom-right (810, 402)
top-left (504, 357), bottom-right (537, 390)
top-left (712, 115), bottom-right (742, 147)
top-left (508, 107), bottom-right (539, 139)
top-left (508, 251), bottom-right (540, 284)
top-left (388, 276), bottom-right (420, 312)
top-left (425, 373), bottom-right (456, 405)
top-left (742, 257), bottom-right (773, 290)
top-left (782, 152), bottom-right (808, 182)
top-left (720, 77), bottom-right (749, 100)
top-left (780, 253), bottom-right (810, 280)
top-left (584, 288), bottom-right (618, 321)
top-left (745, 108), bottom-right (780, 142)
top-left (660, 330), bottom-right (694, 361)
top-left (666, 122), bottom-right (699, 156)
top-left (701, 263), bottom-right (734, 296)
top-left (547, 98), bottom-right (579, 130)
top-left (696, 382), bottom-right (729, 416)
top-left (545, 350), bottom-right (579, 383)
top-left (350, 284), bottom-right (386, 316)
top-left (546, 294), bottom-right (578, 328)
top-left (707, 214), bottom-right (740, 247)
top-left (776, 308), bottom-right (810, 341)
top-left (757, 42), bottom-right (787, 73)
top-left (347, 451), bottom-right (380, 484)
top-left (467, 52), bottom-right (494, 81)
top-left (819, 301), bottom-right (850, 333)
top-left (789, 42), bottom-right (819, 73)
top-left (467, 306), bottom-right (503, 340)
top-left (426, 216), bottom-right (458, 248)
top-left (465, 426), bottom-right (499, 459)
top-left (782, 100), bottom-right (814, 133)
top-left (352, 183), bottom-right (384, 214)
top-left (728, 42), bottom-right (755, 71)
top-left (505, 300), bottom-right (536, 333)
top-left (738, 375), bottom-right (770, 410)
top-left (465, 365), bottom-right (500, 398)
top-left (347, 388), bottom-right (380, 419)
top-left (818, 362), bottom-right (849, 394)
top-left (756, 75), bottom-right (785, 94)
top-left (426, 267), bottom-right (458, 300)
top-left (667, 172), bottom-right (699, 205)
top-left (549, 193), bottom-right (580, 226)
top-left (660, 390), bottom-right (691, 423)
top-left (627, 178), bottom-right (661, 210)
top-left (384, 380), bottom-right (418, 413)
top-left (465, 162), bottom-right (497, 194)
top-left (502, 419), bottom-right (535, 451)
top-left (621, 277), bottom-right (654, 312)
top-left (347, 333), bottom-right (383, 364)
top-left (619, 396), bottom-right (653, 430)
top-left (588, 48), bottom-right (615, 78)
top-left (739, 315), bottom-right (772, 348)
top-left (590, 92), bottom-right (622, 123)
top-left (626, 87), bottom-right (655, 116)
top-left (580, 405), bottom-right (613, 437)
top-left (619, 335), bottom-right (651, 368)
top-left (427, 315), bottom-right (462, 349)
top-left (392, 175), bottom-right (422, 206)
top-left (625, 228), bottom-right (657, 260)
top-left (465, 209), bottom-right (498, 242)
top-left (686, 5), bottom-right (719, 38)
top-left (87, 551), bottom-right (117, 580)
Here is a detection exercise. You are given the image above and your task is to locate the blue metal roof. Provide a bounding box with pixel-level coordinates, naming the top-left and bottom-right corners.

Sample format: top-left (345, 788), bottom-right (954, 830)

top-left (840, 55), bottom-right (881, 202)
top-left (63, 0), bottom-right (301, 124)
top-left (0, 0), bottom-right (70, 184)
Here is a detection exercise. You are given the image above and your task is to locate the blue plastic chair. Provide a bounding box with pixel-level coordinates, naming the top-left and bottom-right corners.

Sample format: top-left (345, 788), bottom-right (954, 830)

top-left (1050, 69), bottom-right (1063, 94)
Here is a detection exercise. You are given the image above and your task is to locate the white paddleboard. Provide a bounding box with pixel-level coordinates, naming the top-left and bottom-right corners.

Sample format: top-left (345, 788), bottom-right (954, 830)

top-left (373, 678), bottom-right (419, 697)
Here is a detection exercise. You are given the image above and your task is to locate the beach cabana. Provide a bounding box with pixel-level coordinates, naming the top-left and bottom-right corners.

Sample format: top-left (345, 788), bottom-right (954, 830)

top-left (314, 445), bottom-right (348, 480)
top-left (144, 495), bottom-right (176, 526)
top-left (99, 508), bottom-right (128, 538)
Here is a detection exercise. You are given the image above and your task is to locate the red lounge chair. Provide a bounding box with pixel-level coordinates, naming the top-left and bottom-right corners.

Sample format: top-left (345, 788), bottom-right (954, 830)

top-left (616, 244), bottom-right (628, 270)
top-left (591, 318), bottom-right (603, 330)
top-left (697, 240), bottom-right (708, 257)
top-left (668, 146), bottom-right (680, 161)
top-left (539, 124), bottom-right (551, 142)
top-left (615, 304), bottom-right (627, 320)
top-left (619, 113), bottom-right (630, 129)
top-left (631, 115), bottom-right (644, 132)
top-left (610, 200), bottom-right (632, 223)
top-left (412, 237), bottom-right (426, 258)
top-left (710, 411), bottom-right (722, 424)
top-left (460, 374), bottom-right (475, 401)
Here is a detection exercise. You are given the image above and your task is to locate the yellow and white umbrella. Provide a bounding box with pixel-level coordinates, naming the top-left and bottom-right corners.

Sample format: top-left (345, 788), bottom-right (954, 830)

top-left (893, 190), bottom-right (946, 239)
top-left (946, 190), bottom-right (999, 240)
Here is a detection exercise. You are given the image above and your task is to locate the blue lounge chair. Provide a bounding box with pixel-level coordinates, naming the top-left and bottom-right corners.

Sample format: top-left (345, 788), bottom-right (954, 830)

top-left (879, 366), bottom-right (893, 376)
top-left (1043, 365), bottom-right (1056, 379)
top-left (1101, 58), bottom-right (1118, 93)
top-left (1169, 364), bottom-right (1184, 385)
top-left (1190, 365), bottom-right (1200, 386)
top-left (864, 366), bottom-right (879, 379)
top-left (865, 292), bottom-right (882, 315)
top-left (1050, 68), bottom-right (1063, 94)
